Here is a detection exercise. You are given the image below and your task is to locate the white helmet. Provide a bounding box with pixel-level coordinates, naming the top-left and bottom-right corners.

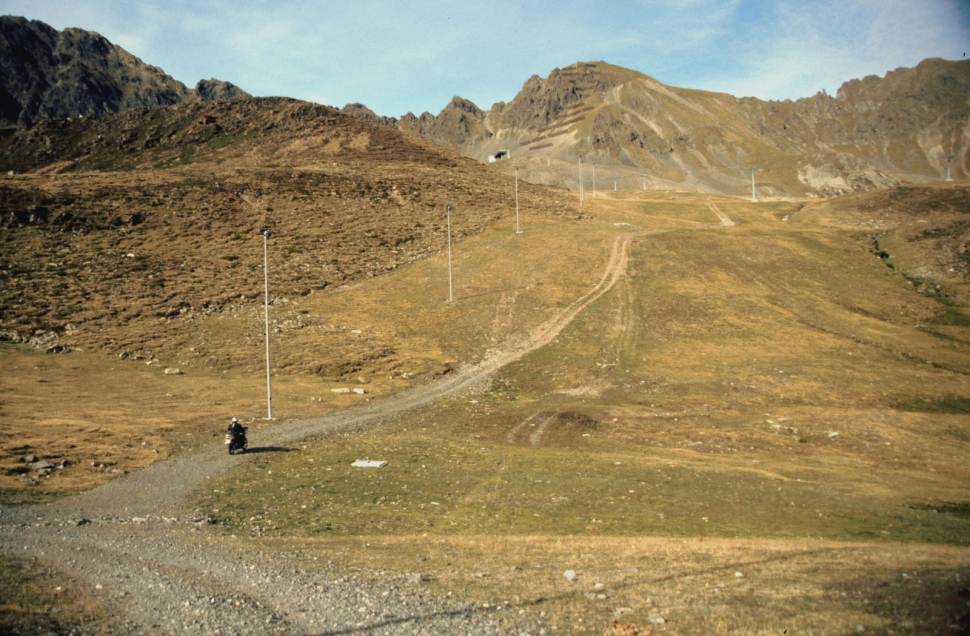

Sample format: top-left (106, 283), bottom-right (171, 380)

top-left (231, 417), bottom-right (239, 423)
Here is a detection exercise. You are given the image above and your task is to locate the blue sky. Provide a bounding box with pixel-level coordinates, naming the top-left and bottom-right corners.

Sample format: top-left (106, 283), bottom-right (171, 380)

top-left (3, 0), bottom-right (968, 117)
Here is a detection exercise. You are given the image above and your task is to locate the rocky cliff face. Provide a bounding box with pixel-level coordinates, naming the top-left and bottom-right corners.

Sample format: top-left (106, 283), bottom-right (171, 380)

top-left (398, 96), bottom-right (492, 152)
top-left (364, 59), bottom-right (969, 198)
top-left (0, 16), bottom-right (249, 127)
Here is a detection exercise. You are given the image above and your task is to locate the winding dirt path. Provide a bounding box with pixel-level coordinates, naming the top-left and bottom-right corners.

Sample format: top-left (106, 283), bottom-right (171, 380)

top-left (1, 231), bottom-right (636, 635)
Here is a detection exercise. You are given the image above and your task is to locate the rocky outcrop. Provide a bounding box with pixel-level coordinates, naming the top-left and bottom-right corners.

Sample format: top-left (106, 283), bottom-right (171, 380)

top-left (340, 103), bottom-right (397, 128)
top-left (398, 96), bottom-right (492, 151)
top-left (194, 79), bottom-right (248, 102)
top-left (0, 16), bottom-right (250, 127)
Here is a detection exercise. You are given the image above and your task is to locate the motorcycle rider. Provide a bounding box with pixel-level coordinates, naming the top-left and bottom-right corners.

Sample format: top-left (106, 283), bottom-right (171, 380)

top-left (228, 416), bottom-right (246, 437)
top-left (227, 416), bottom-right (247, 454)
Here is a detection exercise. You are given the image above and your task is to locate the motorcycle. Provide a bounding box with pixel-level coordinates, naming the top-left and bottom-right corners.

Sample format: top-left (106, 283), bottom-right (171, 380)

top-left (226, 427), bottom-right (248, 455)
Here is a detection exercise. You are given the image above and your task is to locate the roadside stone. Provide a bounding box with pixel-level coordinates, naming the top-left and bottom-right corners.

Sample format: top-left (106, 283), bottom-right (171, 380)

top-left (607, 618), bottom-right (645, 635)
top-left (407, 572), bottom-right (431, 583)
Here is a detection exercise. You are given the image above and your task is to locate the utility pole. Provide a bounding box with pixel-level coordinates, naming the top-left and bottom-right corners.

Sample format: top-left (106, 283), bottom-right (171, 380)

top-left (591, 160), bottom-right (596, 198)
top-left (446, 204), bottom-right (453, 303)
top-left (578, 157), bottom-right (584, 206)
top-left (944, 155), bottom-right (956, 181)
top-left (750, 168), bottom-right (757, 203)
top-left (613, 175), bottom-right (618, 191)
top-left (258, 227), bottom-right (274, 420)
top-left (642, 174), bottom-right (647, 191)
top-left (514, 165), bottom-right (522, 234)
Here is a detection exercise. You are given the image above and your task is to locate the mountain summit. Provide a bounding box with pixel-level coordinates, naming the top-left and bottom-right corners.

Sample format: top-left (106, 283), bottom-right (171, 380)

top-left (363, 60), bottom-right (970, 198)
top-left (0, 15), bottom-right (249, 127)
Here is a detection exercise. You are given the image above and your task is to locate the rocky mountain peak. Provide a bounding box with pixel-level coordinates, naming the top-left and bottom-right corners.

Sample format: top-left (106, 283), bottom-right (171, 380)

top-left (352, 57), bottom-right (969, 197)
top-left (0, 15), bottom-right (250, 127)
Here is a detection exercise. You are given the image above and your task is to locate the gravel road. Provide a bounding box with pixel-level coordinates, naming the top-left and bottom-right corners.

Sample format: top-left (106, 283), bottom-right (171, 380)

top-left (0, 233), bottom-right (634, 635)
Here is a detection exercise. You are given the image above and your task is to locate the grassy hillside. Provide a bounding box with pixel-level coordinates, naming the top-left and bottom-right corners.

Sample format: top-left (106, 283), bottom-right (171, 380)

top-left (191, 188), bottom-right (969, 634)
top-left (1, 96), bottom-right (968, 634)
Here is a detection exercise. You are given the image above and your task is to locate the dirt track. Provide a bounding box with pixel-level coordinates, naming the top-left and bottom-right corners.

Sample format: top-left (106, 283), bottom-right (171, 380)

top-left (0, 231), bottom-right (636, 635)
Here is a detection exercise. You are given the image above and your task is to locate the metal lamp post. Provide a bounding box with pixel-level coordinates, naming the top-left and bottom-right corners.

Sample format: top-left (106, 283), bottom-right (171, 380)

top-left (578, 157), bottom-right (584, 206)
top-left (514, 166), bottom-right (522, 234)
top-left (446, 205), bottom-right (453, 303)
top-left (258, 227), bottom-right (274, 420)
top-left (944, 155), bottom-right (956, 181)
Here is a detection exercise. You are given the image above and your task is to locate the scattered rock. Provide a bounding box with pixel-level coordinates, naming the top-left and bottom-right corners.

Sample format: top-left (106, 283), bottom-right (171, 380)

top-left (607, 618), bottom-right (649, 635)
top-left (331, 388), bottom-right (351, 394)
top-left (32, 460), bottom-right (55, 471)
top-left (564, 569), bottom-right (578, 582)
top-left (734, 571), bottom-right (744, 578)
top-left (164, 367), bottom-right (182, 375)
top-left (827, 431), bottom-right (841, 439)
top-left (406, 572), bottom-right (432, 583)
top-left (22, 454), bottom-right (37, 463)
top-left (647, 614), bottom-right (666, 625)
top-left (353, 388), bottom-right (366, 395)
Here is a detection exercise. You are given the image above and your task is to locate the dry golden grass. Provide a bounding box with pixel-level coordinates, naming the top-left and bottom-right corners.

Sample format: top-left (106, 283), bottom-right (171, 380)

top-left (5, 183), bottom-right (970, 633)
top-left (193, 186), bottom-right (969, 634)
top-left (245, 534), bottom-right (968, 635)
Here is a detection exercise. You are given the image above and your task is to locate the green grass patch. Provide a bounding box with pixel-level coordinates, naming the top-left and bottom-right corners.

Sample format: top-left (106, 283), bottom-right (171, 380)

top-left (0, 488), bottom-right (70, 506)
top-left (928, 307), bottom-right (970, 327)
top-left (208, 131), bottom-right (258, 149)
top-left (892, 394), bottom-right (970, 414)
top-left (0, 551), bottom-right (109, 635)
top-left (910, 501), bottom-right (970, 517)
top-left (199, 408), bottom-right (970, 545)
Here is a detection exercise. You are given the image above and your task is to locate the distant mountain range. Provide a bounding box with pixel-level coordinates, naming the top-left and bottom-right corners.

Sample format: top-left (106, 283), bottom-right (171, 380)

top-left (2, 15), bottom-right (967, 197)
top-left (352, 59), bottom-right (970, 198)
top-left (0, 15), bottom-right (248, 127)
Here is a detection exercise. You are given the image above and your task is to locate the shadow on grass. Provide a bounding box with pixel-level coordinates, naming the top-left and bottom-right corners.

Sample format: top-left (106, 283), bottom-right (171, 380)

top-left (833, 566), bottom-right (970, 636)
top-left (242, 446), bottom-right (295, 455)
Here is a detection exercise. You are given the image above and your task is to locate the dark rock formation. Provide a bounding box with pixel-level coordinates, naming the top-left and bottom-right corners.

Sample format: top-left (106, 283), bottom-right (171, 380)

top-left (0, 15), bottom-right (250, 127)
